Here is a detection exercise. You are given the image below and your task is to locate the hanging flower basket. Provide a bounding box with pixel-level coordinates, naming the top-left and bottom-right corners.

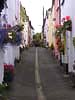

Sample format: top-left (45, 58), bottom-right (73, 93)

top-left (4, 31), bottom-right (16, 44)
top-left (61, 16), bottom-right (72, 32)
top-left (62, 16), bottom-right (72, 31)
top-left (55, 25), bottom-right (64, 37)
top-left (63, 20), bottom-right (72, 31)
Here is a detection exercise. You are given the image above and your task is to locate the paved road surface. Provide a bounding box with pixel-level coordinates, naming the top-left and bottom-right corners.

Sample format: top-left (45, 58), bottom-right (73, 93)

top-left (3, 47), bottom-right (75, 100)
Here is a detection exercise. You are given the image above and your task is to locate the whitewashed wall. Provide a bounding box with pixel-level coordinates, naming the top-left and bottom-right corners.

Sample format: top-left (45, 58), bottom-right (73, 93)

top-left (61, 0), bottom-right (75, 72)
top-left (4, 43), bottom-right (15, 66)
top-left (1, 0), bottom-right (20, 26)
top-left (48, 11), bottom-right (53, 47)
top-left (24, 21), bottom-right (29, 46)
top-left (31, 29), bottom-right (34, 42)
top-left (44, 17), bottom-right (48, 43)
top-left (15, 0), bottom-right (20, 24)
top-left (0, 48), bottom-right (4, 84)
top-left (6, 0), bottom-right (15, 26)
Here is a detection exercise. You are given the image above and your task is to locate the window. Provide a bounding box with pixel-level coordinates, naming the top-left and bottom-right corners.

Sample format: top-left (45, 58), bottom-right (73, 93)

top-left (61, 0), bottom-right (65, 6)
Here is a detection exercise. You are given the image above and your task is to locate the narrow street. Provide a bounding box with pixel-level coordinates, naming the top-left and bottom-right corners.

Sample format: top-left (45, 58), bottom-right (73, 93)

top-left (4, 47), bottom-right (75, 100)
top-left (1, 0), bottom-right (75, 100)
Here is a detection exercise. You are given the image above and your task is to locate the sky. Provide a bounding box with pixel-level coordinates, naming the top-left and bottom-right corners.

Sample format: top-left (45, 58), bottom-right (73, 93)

top-left (20, 0), bottom-right (52, 33)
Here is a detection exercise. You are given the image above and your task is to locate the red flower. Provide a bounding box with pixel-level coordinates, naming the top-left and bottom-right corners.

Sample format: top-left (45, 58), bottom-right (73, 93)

top-left (4, 64), bottom-right (14, 73)
top-left (65, 16), bottom-right (70, 21)
top-left (4, 64), bottom-right (8, 70)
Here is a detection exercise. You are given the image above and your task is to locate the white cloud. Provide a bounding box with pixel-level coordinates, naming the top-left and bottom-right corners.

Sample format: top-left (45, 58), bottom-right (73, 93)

top-left (20, 0), bottom-right (52, 33)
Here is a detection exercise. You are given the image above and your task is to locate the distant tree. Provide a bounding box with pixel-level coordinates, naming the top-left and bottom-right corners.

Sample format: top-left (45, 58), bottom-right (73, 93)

top-left (33, 33), bottom-right (41, 41)
top-left (20, 3), bottom-right (27, 23)
top-left (33, 33), bottom-right (42, 46)
top-left (33, 34), bottom-right (36, 40)
top-left (36, 33), bottom-right (41, 41)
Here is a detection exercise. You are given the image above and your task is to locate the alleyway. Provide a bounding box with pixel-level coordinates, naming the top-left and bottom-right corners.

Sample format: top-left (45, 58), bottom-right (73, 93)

top-left (4, 47), bottom-right (75, 100)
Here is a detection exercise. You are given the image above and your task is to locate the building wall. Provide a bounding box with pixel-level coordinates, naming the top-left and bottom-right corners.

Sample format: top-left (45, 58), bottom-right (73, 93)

top-left (47, 10), bottom-right (53, 47)
top-left (6, 0), bottom-right (15, 26)
top-left (52, 5), bottom-right (56, 48)
top-left (54, 0), bottom-right (59, 26)
top-left (0, 48), bottom-right (4, 84)
top-left (52, 0), bottom-right (60, 59)
top-left (15, 0), bottom-right (20, 24)
top-left (24, 21), bottom-right (29, 46)
top-left (28, 23), bottom-right (31, 45)
top-left (61, 0), bottom-right (75, 72)
top-left (1, 0), bottom-right (20, 26)
top-left (31, 29), bottom-right (34, 42)
top-left (44, 17), bottom-right (48, 44)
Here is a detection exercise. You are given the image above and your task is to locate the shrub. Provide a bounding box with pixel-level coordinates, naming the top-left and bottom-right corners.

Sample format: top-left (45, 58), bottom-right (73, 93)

top-left (50, 43), bottom-right (54, 50)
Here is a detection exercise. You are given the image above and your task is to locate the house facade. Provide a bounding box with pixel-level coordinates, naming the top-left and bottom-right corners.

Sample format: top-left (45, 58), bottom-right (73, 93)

top-left (1, 0), bottom-right (20, 27)
top-left (51, 0), bottom-right (75, 73)
top-left (0, 0), bottom-right (21, 84)
top-left (61, 0), bottom-right (75, 73)
top-left (47, 8), bottom-right (54, 47)
top-left (52, 0), bottom-right (60, 60)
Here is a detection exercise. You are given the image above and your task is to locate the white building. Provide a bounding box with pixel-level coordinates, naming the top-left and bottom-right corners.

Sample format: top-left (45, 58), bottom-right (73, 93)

top-left (1, 0), bottom-right (20, 27)
top-left (31, 28), bottom-right (34, 42)
top-left (61, 0), bottom-right (75, 73)
top-left (0, 48), bottom-right (4, 84)
top-left (24, 21), bottom-right (29, 46)
top-left (0, 0), bottom-right (20, 84)
top-left (44, 9), bottom-right (54, 47)
top-left (44, 17), bottom-right (48, 45)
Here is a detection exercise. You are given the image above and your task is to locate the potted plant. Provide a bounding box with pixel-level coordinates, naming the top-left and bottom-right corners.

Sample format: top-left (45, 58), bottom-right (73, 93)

top-left (57, 41), bottom-right (65, 55)
top-left (63, 20), bottom-right (72, 31)
top-left (50, 43), bottom-right (54, 50)
top-left (3, 64), bottom-right (14, 85)
top-left (3, 31), bottom-right (16, 44)
top-left (63, 16), bottom-right (72, 31)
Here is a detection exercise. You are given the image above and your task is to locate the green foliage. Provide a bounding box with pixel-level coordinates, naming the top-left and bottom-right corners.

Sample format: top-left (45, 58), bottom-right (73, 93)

top-left (63, 20), bottom-right (72, 31)
top-left (57, 41), bottom-right (65, 55)
top-left (55, 20), bottom-right (72, 37)
top-left (33, 33), bottom-right (42, 46)
top-left (20, 4), bottom-right (27, 22)
top-left (73, 37), bottom-right (75, 47)
top-left (0, 83), bottom-right (8, 94)
top-left (17, 24), bottom-right (24, 31)
top-left (55, 25), bottom-right (64, 37)
top-left (33, 33), bottom-right (41, 41)
top-left (50, 43), bottom-right (54, 50)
